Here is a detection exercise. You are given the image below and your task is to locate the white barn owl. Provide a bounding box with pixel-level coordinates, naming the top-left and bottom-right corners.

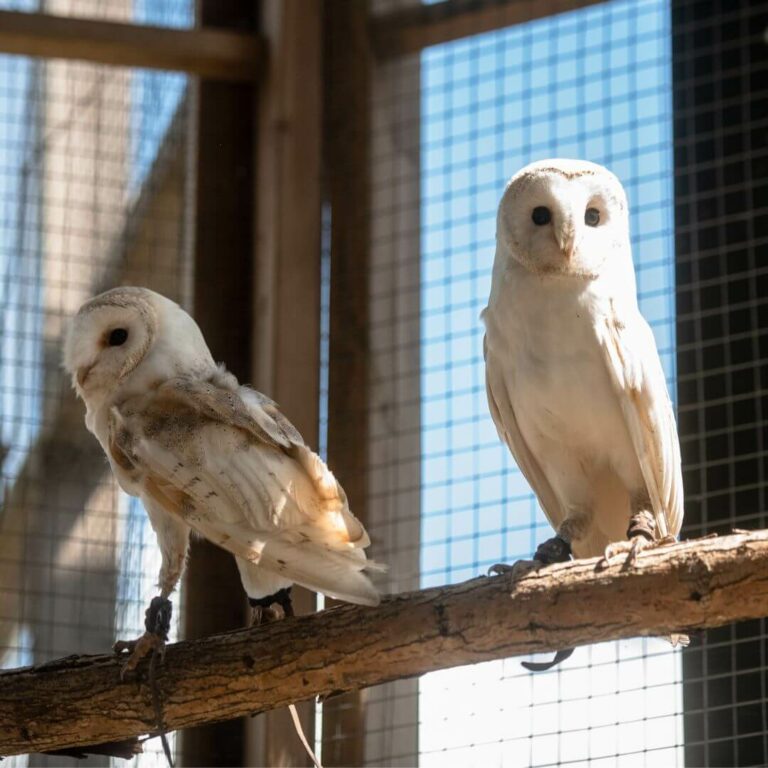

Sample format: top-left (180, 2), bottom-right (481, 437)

top-left (64, 287), bottom-right (381, 670)
top-left (482, 159), bottom-right (684, 669)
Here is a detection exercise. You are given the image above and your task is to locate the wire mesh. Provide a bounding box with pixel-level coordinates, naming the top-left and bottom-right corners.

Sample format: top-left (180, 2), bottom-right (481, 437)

top-left (0, 0), bottom-right (193, 27)
top-left (363, 23), bottom-right (422, 764)
top-left (361, 0), bottom-right (693, 765)
top-left (0, 4), bottom-right (192, 766)
top-left (418, 1), bottom-right (683, 765)
top-left (0, 0), bottom-right (763, 766)
top-left (673, 1), bottom-right (768, 765)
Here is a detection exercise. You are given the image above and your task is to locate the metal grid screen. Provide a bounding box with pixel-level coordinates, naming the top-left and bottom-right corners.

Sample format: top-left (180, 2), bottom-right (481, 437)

top-left (366, 0), bottom-right (689, 765)
top-left (673, 1), bottom-right (768, 766)
top-left (0, 1), bottom-right (765, 766)
top-left (419, 1), bottom-right (682, 765)
top-left (0, 3), bottom-right (192, 765)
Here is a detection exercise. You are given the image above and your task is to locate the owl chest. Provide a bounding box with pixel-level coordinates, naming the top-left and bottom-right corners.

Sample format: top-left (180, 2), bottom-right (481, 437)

top-left (498, 288), bottom-right (626, 451)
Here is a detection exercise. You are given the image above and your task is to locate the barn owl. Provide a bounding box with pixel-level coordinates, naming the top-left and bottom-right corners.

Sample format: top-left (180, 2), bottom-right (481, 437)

top-left (64, 286), bottom-right (381, 671)
top-left (482, 159), bottom-right (684, 669)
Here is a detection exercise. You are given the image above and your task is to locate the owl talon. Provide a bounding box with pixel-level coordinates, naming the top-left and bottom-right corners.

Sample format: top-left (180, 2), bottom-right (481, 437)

top-left (251, 605), bottom-right (284, 626)
top-left (249, 587), bottom-right (294, 626)
top-left (521, 647), bottom-right (575, 672)
top-left (601, 536), bottom-right (645, 568)
top-left (114, 596), bottom-right (172, 680)
top-left (492, 537), bottom-right (575, 672)
top-left (601, 531), bottom-right (677, 569)
top-left (488, 560), bottom-right (538, 578)
top-left (115, 632), bottom-right (166, 680)
top-left (489, 535), bottom-right (571, 578)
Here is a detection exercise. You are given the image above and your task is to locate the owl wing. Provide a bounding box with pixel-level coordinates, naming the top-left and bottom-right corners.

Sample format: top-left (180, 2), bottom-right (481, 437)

top-left (483, 335), bottom-right (566, 533)
top-left (597, 308), bottom-right (684, 538)
top-left (108, 376), bottom-right (381, 606)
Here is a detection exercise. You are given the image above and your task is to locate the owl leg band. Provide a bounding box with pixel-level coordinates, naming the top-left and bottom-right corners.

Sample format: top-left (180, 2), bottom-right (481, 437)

top-left (602, 508), bottom-right (675, 568)
top-left (249, 587), bottom-right (294, 625)
top-left (627, 509), bottom-right (655, 541)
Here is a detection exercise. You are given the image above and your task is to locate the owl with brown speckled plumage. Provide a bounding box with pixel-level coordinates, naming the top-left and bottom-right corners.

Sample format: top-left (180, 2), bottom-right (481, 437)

top-left (64, 286), bottom-right (381, 670)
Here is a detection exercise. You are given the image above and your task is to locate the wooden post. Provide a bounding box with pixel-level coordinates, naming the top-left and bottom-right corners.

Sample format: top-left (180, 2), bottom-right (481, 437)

top-left (181, 1), bottom-right (258, 766)
top-left (322, 1), bottom-right (372, 764)
top-left (251, 1), bottom-right (323, 764)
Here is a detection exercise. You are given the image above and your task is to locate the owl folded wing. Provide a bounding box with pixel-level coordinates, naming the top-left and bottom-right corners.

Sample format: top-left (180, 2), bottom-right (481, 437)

top-left (597, 310), bottom-right (684, 539)
top-left (108, 376), bottom-right (381, 606)
top-left (483, 336), bottom-right (566, 533)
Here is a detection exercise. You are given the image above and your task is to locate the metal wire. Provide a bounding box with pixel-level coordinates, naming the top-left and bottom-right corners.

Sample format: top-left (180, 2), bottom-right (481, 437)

top-left (0, 0), bottom-right (763, 766)
top-left (363, 0), bottom-right (690, 765)
top-left (0, 4), bottom-right (192, 767)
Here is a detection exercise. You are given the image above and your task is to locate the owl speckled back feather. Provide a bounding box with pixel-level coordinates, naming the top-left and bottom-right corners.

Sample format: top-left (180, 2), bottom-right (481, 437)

top-left (64, 286), bottom-right (383, 609)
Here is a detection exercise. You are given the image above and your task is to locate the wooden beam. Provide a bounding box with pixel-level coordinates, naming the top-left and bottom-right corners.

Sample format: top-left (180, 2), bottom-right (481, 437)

top-left (252, 0), bottom-right (323, 763)
top-left (3, 530), bottom-right (768, 757)
top-left (0, 10), bottom-right (262, 80)
top-left (323, 1), bottom-right (372, 764)
top-left (180, 2), bottom-right (258, 765)
top-left (371, 0), bottom-right (606, 59)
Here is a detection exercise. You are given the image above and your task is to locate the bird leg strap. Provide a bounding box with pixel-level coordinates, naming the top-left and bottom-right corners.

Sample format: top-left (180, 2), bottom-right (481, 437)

top-left (114, 597), bottom-right (174, 767)
top-left (114, 596), bottom-right (173, 675)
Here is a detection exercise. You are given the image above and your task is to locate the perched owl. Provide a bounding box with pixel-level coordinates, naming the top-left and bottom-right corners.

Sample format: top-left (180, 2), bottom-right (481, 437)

top-left (482, 159), bottom-right (684, 668)
top-left (64, 287), bottom-right (381, 669)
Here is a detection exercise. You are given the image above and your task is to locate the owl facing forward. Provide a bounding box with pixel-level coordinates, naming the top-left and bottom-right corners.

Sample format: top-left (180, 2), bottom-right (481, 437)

top-left (483, 159), bottom-right (683, 571)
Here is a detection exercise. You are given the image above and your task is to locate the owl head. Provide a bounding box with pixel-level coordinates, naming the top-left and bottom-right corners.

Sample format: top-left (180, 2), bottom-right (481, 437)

top-left (497, 159), bottom-right (631, 279)
top-left (63, 286), bottom-right (214, 412)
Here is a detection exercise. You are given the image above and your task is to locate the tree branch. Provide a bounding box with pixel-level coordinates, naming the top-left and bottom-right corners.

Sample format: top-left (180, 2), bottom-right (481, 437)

top-left (2, 530), bottom-right (768, 757)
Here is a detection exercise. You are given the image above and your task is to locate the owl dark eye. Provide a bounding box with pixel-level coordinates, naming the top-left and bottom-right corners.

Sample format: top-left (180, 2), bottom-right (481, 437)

top-left (108, 328), bottom-right (129, 347)
top-left (531, 206), bottom-right (551, 226)
top-left (585, 207), bottom-right (600, 227)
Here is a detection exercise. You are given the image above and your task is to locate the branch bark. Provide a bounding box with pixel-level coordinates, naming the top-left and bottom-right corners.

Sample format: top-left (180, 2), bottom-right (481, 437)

top-left (2, 530), bottom-right (768, 756)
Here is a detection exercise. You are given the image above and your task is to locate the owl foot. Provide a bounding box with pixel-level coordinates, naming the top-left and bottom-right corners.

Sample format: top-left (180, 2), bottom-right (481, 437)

top-left (114, 596), bottom-right (172, 680)
top-left (488, 535), bottom-right (572, 578)
top-left (488, 560), bottom-right (539, 578)
top-left (489, 536), bottom-right (573, 672)
top-left (533, 535), bottom-right (572, 564)
top-left (525, 537), bottom-right (573, 669)
top-left (602, 536), bottom-right (648, 568)
top-left (601, 531), bottom-right (677, 569)
top-left (249, 587), bottom-right (294, 626)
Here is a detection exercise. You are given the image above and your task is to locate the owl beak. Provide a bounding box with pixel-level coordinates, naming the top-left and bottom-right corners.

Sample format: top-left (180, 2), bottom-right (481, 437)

top-left (76, 363), bottom-right (95, 388)
top-left (555, 222), bottom-right (577, 261)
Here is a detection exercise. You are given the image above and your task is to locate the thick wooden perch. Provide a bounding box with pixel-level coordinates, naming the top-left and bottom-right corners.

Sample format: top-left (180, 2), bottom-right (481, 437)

top-left (2, 531), bottom-right (768, 756)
